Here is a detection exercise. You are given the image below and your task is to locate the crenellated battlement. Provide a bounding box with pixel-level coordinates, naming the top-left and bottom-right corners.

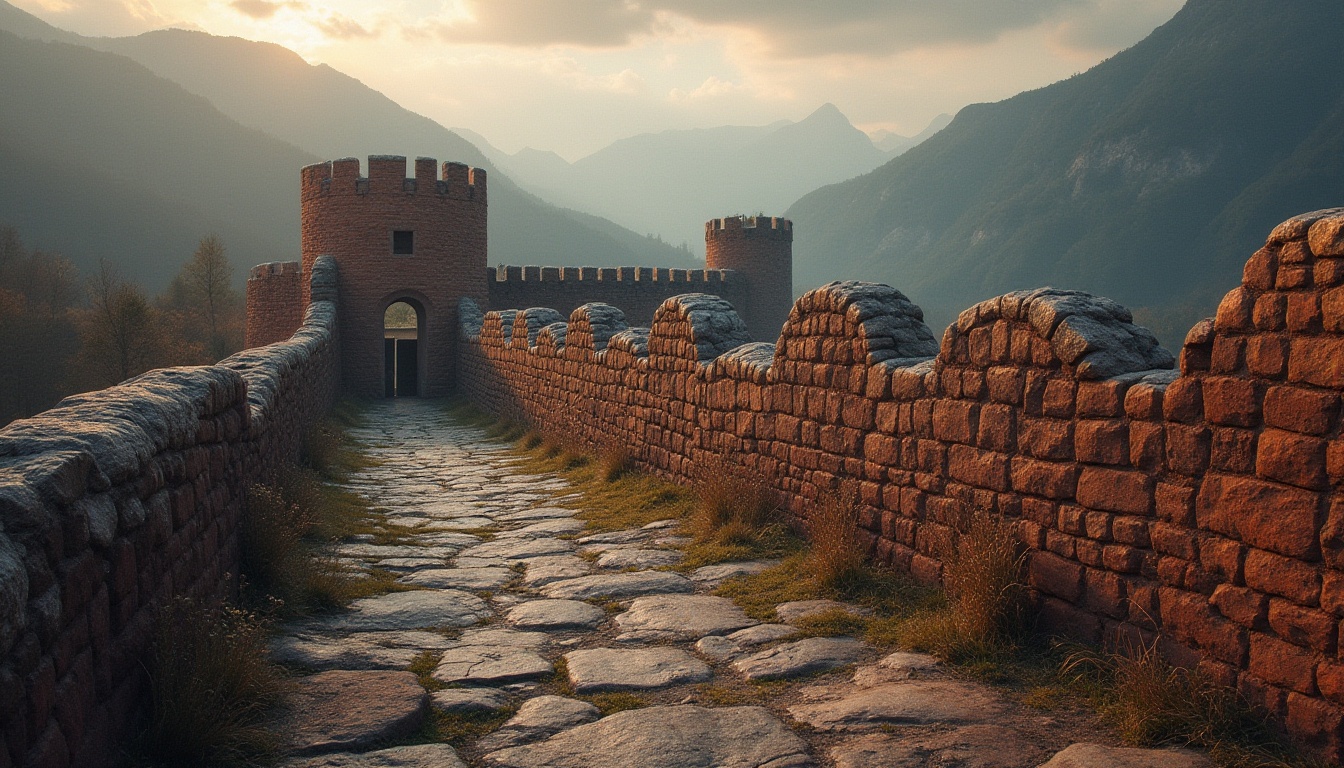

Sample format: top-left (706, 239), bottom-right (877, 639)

top-left (248, 260), bottom-right (301, 280)
top-left (488, 265), bottom-right (740, 284)
top-left (300, 155), bottom-right (487, 203)
top-left (706, 215), bottom-right (793, 240)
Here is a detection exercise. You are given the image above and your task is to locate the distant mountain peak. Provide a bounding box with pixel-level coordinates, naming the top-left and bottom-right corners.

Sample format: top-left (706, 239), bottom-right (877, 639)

top-left (802, 102), bottom-right (851, 126)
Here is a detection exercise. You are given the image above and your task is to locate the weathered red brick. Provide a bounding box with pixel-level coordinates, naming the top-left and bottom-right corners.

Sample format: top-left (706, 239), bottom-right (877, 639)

top-left (1290, 337), bottom-right (1344, 388)
top-left (1264, 385), bottom-right (1339, 436)
top-left (1202, 376), bottom-right (1261, 427)
top-left (932, 400), bottom-right (978, 444)
top-left (1077, 467), bottom-right (1152, 515)
top-left (1244, 548), bottom-right (1321, 606)
top-left (1010, 458), bottom-right (1078, 500)
top-left (1075, 420), bottom-right (1128, 465)
top-left (1250, 632), bottom-right (1316, 694)
top-left (976, 404), bottom-right (1015, 452)
top-left (947, 445), bottom-right (1010, 492)
top-left (1212, 585), bottom-right (1268, 630)
top-left (1196, 473), bottom-right (1321, 558)
top-left (1269, 599), bottom-right (1337, 653)
top-left (1257, 429), bottom-right (1328, 490)
top-left (1029, 551), bottom-right (1083, 602)
top-left (1018, 417), bottom-right (1073, 461)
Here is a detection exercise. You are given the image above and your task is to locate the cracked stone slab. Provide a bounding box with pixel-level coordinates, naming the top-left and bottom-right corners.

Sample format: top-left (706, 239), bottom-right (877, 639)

top-left (280, 744), bottom-right (466, 768)
top-left (563, 647), bottom-right (711, 692)
top-left (506, 599), bottom-right (606, 630)
top-left (431, 688), bottom-right (511, 715)
top-left (597, 548), bottom-right (684, 569)
top-left (476, 695), bottom-right (600, 752)
top-left (336, 544), bottom-right (432, 560)
top-left (374, 558), bottom-right (447, 572)
top-left (614, 595), bottom-right (757, 639)
top-left (400, 567), bottom-right (513, 590)
top-left (270, 631), bottom-right (454, 671)
top-left (495, 506), bottom-right (577, 522)
top-left (542, 571), bottom-right (694, 600)
top-left (733, 637), bottom-right (867, 681)
top-left (458, 537), bottom-right (574, 560)
top-left (852, 652), bottom-right (942, 687)
top-left (323, 590), bottom-right (490, 631)
top-left (480, 705), bottom-right (812, 768)
top-left (789, 680), bottom-right (1008, 731)
top-left (280, 671), bottom-right (427, 756)
top-left (433, 642), bottom-right (553, 685)
top-left (690, 561), bottom-right (776, 588)
top-left (496, 519), bottom-right (586, 538)
top-left (829, 726), bottom-right (1048, 768)
top-left (523, 555), bottom-right (591, 587)
top-left (576, 529), bottom-right (650, 545)
top-left (1039, 744), bottom-right (1213, 768)
top-left (774, 600), bottom-right (869, 624)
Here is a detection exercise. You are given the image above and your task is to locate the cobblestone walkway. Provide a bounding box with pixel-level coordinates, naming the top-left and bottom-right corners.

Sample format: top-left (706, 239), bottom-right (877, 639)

top-left (272, 400), bottom-right (1210, 768)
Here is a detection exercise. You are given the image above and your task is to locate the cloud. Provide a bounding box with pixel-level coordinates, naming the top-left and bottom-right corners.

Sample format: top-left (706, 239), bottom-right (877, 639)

top-left (668, 75), bottom-right (744, 102)
top-left (427, 0), bottom-right (657, 48)
top-left (661, 0), bottom-right (1091, 57)
top-left (1046, 0), bottom-right (1184, 53)
top-left (229, 0), bottom-right (290, 20)
top-left (311, 11), bottom-right (376, 40)
top-left (413, 0), bottom-right (1095, 56)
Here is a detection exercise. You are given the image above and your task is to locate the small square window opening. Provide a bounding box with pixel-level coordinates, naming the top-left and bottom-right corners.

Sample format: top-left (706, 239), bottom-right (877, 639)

top-left (392, 230), bottom-right (414, 255)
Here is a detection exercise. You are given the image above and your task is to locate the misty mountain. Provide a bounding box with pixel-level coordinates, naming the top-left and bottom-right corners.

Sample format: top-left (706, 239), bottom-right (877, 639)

top-left (472, 104), bottom-right (903, 255)
top-left (870, 114), bottom-right (953, 156)
top-left (786, 0), bottom-right (1344, 347)
top-left (0, 28), bottom-right (311, 289)
top-left (0, 3), bottom-right (696, 280)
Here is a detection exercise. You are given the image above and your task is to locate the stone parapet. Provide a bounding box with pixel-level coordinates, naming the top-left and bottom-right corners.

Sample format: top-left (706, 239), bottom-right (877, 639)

top-left (459, 209), bottom-right (1344, 760)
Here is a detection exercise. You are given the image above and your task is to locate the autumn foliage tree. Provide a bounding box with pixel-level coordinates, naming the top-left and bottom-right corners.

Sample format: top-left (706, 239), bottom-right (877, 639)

top-left (1, 229), bottom-right (248, 427)
top-left (161, 234), bottom-right (243, 361)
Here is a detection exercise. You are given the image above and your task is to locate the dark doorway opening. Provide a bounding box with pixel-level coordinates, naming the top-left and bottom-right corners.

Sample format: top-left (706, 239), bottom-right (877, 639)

top-left (384, 301), bottom-right (420, 397)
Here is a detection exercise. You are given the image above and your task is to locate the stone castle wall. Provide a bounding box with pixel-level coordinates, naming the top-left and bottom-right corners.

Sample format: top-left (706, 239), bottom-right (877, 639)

top-left (458, 209), bottom-right (1344, 758)
top-left (486, 266), bottom-right (753, 333)
top-left (0, 258), bottom-right (340, 768)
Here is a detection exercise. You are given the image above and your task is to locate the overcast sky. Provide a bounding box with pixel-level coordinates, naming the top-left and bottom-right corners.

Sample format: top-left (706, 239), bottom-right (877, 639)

top-left (13, 0), bottom-right (1184, 160)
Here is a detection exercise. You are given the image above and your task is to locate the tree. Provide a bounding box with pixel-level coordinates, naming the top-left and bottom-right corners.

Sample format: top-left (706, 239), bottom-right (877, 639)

top-left (0, 227), bottom-right (81, 426)
top-left (79, 260), bottom-right (164, 387)
top-left (163, 234), bottom-right (242, 361)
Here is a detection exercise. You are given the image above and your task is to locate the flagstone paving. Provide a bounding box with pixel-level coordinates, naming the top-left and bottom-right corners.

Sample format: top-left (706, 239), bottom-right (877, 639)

top-left (268, 400), bottom-right (1212, 768)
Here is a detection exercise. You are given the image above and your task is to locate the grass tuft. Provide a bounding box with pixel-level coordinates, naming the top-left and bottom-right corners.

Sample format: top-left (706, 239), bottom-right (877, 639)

top-left (138, 598), bottom-right (285, 766)
top-left (1063, 641), bottom-right (1323, 768)
top-left (804, 482), bottom-right (867, 591)
top-left (689, 459), bottom-right (780, 543)
top-left (891, 510), bottom-right (1026, 662)
top-left (596, 443), bottom-right (634, 483)
top-left (582, 692), bottom-right (647, 715)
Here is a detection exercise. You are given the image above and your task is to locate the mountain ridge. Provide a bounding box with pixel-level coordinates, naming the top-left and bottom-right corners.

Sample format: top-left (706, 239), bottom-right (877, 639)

top-left (786, 0), bottom-right (1344, 346)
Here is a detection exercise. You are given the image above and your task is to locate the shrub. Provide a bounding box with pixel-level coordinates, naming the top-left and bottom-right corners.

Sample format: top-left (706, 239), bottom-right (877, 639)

top-left (894, 510), bottom-right (1026, 660)
top-left (1063, 641), bottom-right (1311, 767)
top-left (805, 482), bottom-right (867, 590)
top-left (596, 443), bottom-right (634, 483)
top-left (941, 510), bottom-right (1027, 642)
top-left (140, 598), bottom-right (285, 766)
top-left (689, 459), bottom-right (780, 544)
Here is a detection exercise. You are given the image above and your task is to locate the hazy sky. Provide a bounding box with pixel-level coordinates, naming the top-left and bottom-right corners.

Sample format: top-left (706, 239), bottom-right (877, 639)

top-left (13, 0), bottom-right (1184, 159)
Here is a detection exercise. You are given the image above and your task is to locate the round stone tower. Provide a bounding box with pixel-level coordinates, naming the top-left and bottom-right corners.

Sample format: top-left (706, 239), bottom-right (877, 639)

top-left (705, 216), bottom-right (794, 342)
top-left (300, 155), bottom-right (488, 398)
